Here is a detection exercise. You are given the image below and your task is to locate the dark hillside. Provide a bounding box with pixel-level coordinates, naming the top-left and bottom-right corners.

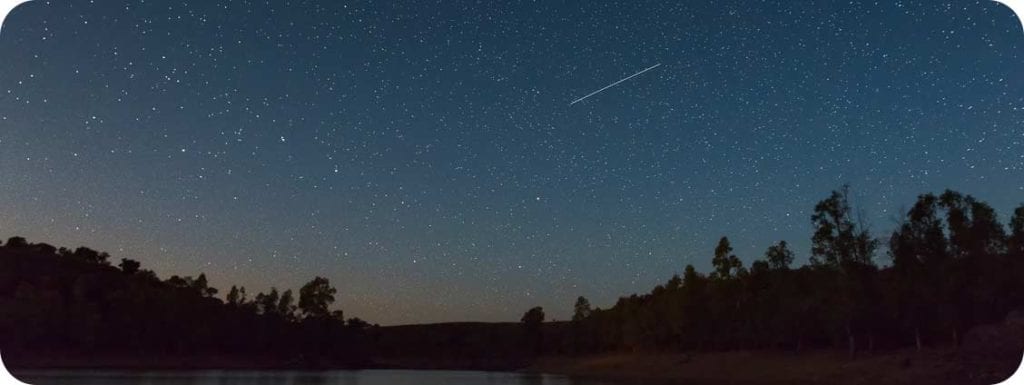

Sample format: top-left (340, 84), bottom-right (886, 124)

top-left (0, 240), bottom-right (371, 369)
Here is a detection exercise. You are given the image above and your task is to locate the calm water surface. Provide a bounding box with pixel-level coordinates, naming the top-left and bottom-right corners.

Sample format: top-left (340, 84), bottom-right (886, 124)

top-left (14, 370), bottom-right (631, 385)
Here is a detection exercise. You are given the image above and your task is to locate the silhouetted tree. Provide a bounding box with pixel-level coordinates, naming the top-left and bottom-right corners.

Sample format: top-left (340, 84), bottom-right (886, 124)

top-left (544, 188), bottom-right (1023, 357)
top-left (166, 275), bottom-right (189, 289)
top-left (5, 236), bottom-right (27, 248)
top-left (711, 237), bottom-right (743, 280)
top-left (71, 247), bottom-right (110, 265)
top-left (256, 288), bottom-right (281, 315)
top-left (890, 193), bottom-right (948, 350)
top-left (186, 273), bottom-right (217, 297)
top-left (278, 289), bottom-right (297, 321)
top-left (522, 306), bottom-right (545, 325)
top-left (572, 296), bottom-right (592, 322)
top-left (810, 186), bottom-right (877, 268)
top-left (521, 306), bottom-right (545, 354)
top-left (1009, 205), bottom-right (1024, 313)
top-left (0, 235), bottom-right (377, 367)
top-left (939, 190), bottom-right (1010, 341)
top-left (708, 237), bottom-right (747, 348)
top-left (1010, 205), bottom-right (1024, 257)
top-left (118, 258), bottom-right (141, 274)
top-left (299, 276), bottom-right (337, 319)
top-left (4, 184), bottom-right (1024, 367)
top-left (810, 185), bottom-right (878, 357)
top-left (32, 243), bottom-right (57, 256)
top-left (679, 264), bottom-right (710, 349)
top-left (137, 269), bottom-right (159, 282)
top-left (765, 241), bottom-right (794, 270)
top-left (759, 242), bottom-right (803, 349)
top-left (226, 285), bottom-right (243, 306)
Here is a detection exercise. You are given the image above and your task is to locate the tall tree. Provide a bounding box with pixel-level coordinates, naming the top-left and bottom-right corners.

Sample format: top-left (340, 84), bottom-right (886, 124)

top-left (298, 276), bottom-right (337, 319)
top-left (764, 241), bottom-right (794, 271)
top-left (192, 273), bottom-right (218, 297)
top-left (680, 264), bottom-right (710, 349)
top-left (709, 237), bottom-right (746, 348)
top-left (810, 185), bottom-right (878, 357)
top-left (1009, 205), bottom-right (1024, 257)
top-left (521, 306), bottom-right (545, 353)
top-left (759, 241), bottom-right (803, 349)
top-left (889, 193), bottom-right (948, 349)
top-left (940, 190), bottom-right (1007, 258)
top-left (940, 190), bottom-right (1009, 329)
top-left (521, 306), bottom-right (545, 325)
top-left (226, 285), bottom-right (243, 306)
top-left (1008, 205), bottom-right (1024, 313)
top-left (810, 186), bottom-right (877, 269)
top-left (256, 288), bottom-right (280, 315)
top-left (572, 296), bottom-right (592, 322)
top-left (711, 237), bottom-right (743, 280)
top-left (277, 289), bottom-right (297, 321)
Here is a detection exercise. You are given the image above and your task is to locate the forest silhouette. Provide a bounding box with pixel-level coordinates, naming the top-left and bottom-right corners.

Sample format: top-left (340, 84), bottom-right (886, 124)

top-left (1, 186), bottom-right (1023, 370)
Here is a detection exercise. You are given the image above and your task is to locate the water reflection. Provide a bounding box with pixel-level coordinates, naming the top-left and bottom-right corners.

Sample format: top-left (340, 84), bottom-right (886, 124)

top-left (15, 370), bottom-right (625, 385)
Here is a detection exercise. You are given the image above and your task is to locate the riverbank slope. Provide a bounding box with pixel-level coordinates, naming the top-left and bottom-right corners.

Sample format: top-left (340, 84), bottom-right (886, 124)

top-left (528, 348), bottom-right (1020, 385)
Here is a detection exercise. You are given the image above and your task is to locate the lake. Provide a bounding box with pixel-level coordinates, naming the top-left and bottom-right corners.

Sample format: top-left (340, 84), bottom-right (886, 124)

top-left (12, 370), bottom-right (627, 385)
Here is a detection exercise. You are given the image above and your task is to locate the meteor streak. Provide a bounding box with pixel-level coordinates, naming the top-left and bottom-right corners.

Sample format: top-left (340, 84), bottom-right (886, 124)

top-left (569, 63), bottom-right (662, 106)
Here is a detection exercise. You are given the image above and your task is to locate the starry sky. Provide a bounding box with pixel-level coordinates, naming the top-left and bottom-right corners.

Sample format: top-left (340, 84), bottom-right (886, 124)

top-left (1, 0), bottom-right (1023, 325)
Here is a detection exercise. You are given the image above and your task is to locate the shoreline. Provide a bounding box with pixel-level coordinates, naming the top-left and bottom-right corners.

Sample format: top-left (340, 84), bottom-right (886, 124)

top-left (7, 348), bottom-right (1021, 385)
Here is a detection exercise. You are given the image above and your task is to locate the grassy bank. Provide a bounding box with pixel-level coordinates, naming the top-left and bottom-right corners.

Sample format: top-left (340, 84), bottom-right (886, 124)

top-left (528, 349), bottom-right (1020, 385)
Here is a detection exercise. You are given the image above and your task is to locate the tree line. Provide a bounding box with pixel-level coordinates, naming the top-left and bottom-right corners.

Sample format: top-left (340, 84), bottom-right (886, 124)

top-left (1, 185), bottom-right (1022, 367)
top-left (0, 238), bottom-right (374, 367)
top-left (530, 187), bottom-right (1024, 357)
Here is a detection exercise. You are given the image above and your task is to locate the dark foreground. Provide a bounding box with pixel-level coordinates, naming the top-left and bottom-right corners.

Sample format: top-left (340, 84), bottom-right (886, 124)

top-left (530, 349), bottom-right (1023, 385)
top-left (11, 369), bottom-right (621, 385)
top-left (7, 305), bottom-right (1024, 384)
top-left (7, 348), bottom-right (1022, 385)
top-left (527, 313), bottom-right (1024, 385)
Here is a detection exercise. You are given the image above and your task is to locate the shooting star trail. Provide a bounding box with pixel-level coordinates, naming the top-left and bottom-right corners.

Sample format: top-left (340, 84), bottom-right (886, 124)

top-left (569, 63), bottom-right (662, 106)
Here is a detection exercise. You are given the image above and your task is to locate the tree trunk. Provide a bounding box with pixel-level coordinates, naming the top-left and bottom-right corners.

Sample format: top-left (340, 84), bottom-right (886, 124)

top-left (868, 333), bottom-right (875, 353)
top-left (915, 327), bottom-right (922, 351)
top-left (952, 328), bottom-right (959, 348)
top-left (847, 325), bottom-right (856, 359)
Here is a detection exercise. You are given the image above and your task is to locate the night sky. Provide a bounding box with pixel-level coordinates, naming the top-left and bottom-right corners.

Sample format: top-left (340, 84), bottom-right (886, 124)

top-left (1, 0), bottom-right (1022, 325)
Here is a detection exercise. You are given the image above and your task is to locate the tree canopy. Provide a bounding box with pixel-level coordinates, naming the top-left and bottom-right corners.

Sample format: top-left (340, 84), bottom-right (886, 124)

top-left (299, 276), bottom-right (337, 319)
